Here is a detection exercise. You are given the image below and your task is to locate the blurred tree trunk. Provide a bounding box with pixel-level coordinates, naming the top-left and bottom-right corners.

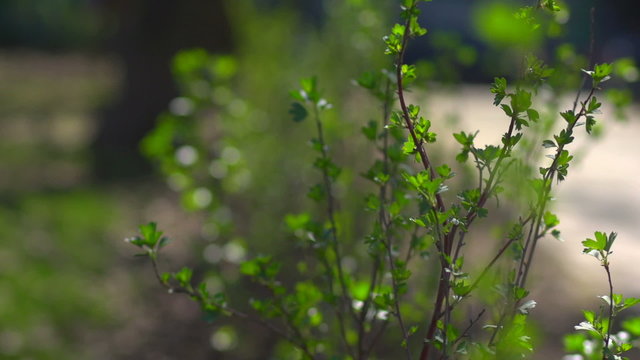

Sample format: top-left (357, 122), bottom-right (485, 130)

top-left (92, 0), bottom-right (233, 180)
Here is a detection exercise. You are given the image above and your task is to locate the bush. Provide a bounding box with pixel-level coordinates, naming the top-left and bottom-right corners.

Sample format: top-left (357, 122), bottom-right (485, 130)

top-left (127, 1), bottom-right (639, 359)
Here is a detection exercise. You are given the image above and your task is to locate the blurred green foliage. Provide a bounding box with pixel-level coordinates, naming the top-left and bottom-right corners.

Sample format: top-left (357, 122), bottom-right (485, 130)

top-left (0, 192), bottom-right (117, 359)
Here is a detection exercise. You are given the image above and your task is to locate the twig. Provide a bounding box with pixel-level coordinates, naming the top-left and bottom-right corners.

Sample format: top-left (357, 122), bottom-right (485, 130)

top-left (603, 261), bottom-right (614, 358)
top-left (450, 309), bottom-right (486, 349)
top-left (148, 255), bottom-right (315, 358)
top-left (518, 86), bottom-right (597, 289)
top-left (312, 105), bottom-right (358, 358)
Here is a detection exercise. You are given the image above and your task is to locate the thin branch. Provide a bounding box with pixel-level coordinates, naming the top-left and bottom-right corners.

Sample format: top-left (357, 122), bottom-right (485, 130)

top-left (519, 2), bottom-right (598, 290)
top-left (518, 86), bottom-right (597, 289)
top-left (148, 256), bottom-right (315, 358)
top-left (603, 262), bottom-right (614, 358)
top-left (312, 105), bottom-right (358, 358)
top-left (450, 309), bottom-right (486, 349)
top-left (364, 320), bottom-right (390, 358)
top-left (357, 255), bottom-right (381, 357)
top-left (436, 216), bottom-right (533, 320)
top-left (317, 252), bottom-right (353, 357)
top-left (395, 19), bottom-right (445, 213)
top-left (384, 237), bottom-right (413, 360)
top-left (571, 6), bottom-right (597, 113)
top-left (421, 113), bottom-right (518, 360)
top-left (356, 77), bottom-right (396, 358)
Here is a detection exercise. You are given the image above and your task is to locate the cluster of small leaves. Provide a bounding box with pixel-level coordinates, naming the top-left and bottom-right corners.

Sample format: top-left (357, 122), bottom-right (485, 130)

top-left (241, 256), bottom-right (324, 341)
top-left (582, 231), bottom-right (617, 265)
top-left (563, 232), bottom-right (640, 360)
top-left (126, 222), bottom-right (171, 260)
top-left (383, 1), bottom-right (430, 55)
top-left (126, 223), bottom-right (229, 321)
top-left (540, 63), bottom-right (611, 181)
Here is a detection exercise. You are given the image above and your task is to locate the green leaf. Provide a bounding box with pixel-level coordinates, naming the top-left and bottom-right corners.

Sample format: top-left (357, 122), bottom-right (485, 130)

top-left (619, 297), bottom-right (640, 312)
top-left (510, 89), bottom-right (532, 113)
top-left (356, 71), bottom-right (378, 90)
top-left (175, 267), bottom-right (193, 286)
top-left (409, 16), bottom-right (427, 37)
top-left (240, 260), bottom-right (261, 276)
top-left (622, 317), bottom-right (640, 336)
top-left (350, 281), bottom-right (371, 301)
top-left (436, 164), bottom-right (453, 179)
top-left (560, 110), bottom-right (576, 124)
top-left (161, 272), bottom-right (171, 284)
top-left (582, 231), bottom-right (607, 251)
top-left (587, 96), bottom-right (602, 113)
top-left (556, 149), bottom-right (573, 168)
top-left (541, 0), bottom-right (561, 12)
top-left (513, 286), bottom-right (529, 300)
top-left (125, 235), bottom-right (146, 248)
top-left (563, 333), bottom-right (586, 353)
top-left (314, 157), bottom-right (341, 180)
top-left (365, 194), bottom-right (381, 211)
top-left (490, 77), bottom-right (507, 106)
top-left (402, 137), bottom-right (416, 155)
top-left (361, 120), bottom-right (378, 141)
top-left (284, 213), bottom-right (310, 231)
top-left (583, 310), bottom-right (596, 323)
top-left (307, 184), bottom-right (325, 202)
top-left (289, 102), bottom-right (308, 122)
top-left (501, 104), bottom-right (513, 117)
top-left (401, 64), bottom-right (417, 81)
top-left (543, 211), bottom-right (559, 228)
top-left (407, 104), bottom-right (420, 119)
top-left (140, 222), bottom-right (162, 247)
top-left (593, 63), bottom-right (613, 83)
top-left (300, 76), bottom-right (320, 102)
top-left (604, 231), bottom-right (617, 252)
top-left (384, 24), bottom-right (406, 55)
top-left (554, 129), bottom-right (574, 146)
top-left (585, 115), bottom-right (596, 135)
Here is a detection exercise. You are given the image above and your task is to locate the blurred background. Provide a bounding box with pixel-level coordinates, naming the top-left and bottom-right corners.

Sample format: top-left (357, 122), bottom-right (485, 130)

top-left (0, 0), bottom-right (638, 359)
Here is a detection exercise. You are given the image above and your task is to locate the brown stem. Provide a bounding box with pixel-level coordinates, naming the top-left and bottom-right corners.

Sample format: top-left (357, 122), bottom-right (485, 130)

top-left (390, 16), bottom-right (453, 360)
top-left (603, 262), bottom-right (614, 358)
top-left (395, 21), bottom-right (445, 213)
top-left (422, 114), bottom-right (518, 360)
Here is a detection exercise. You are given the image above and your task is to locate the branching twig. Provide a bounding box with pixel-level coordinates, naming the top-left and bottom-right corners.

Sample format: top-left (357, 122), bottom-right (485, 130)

top-left (148, 256), bottom-right (315, 358)
top-left (312, 105), bottom-right (358, 358)
top-left (357, 78), bottom-right (394, 358)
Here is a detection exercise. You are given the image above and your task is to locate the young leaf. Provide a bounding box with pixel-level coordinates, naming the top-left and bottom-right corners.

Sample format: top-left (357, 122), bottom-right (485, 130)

top-left (289, 102), bottom-right (308, 122)
top-left (490, 77), bottom-right (507, 106)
